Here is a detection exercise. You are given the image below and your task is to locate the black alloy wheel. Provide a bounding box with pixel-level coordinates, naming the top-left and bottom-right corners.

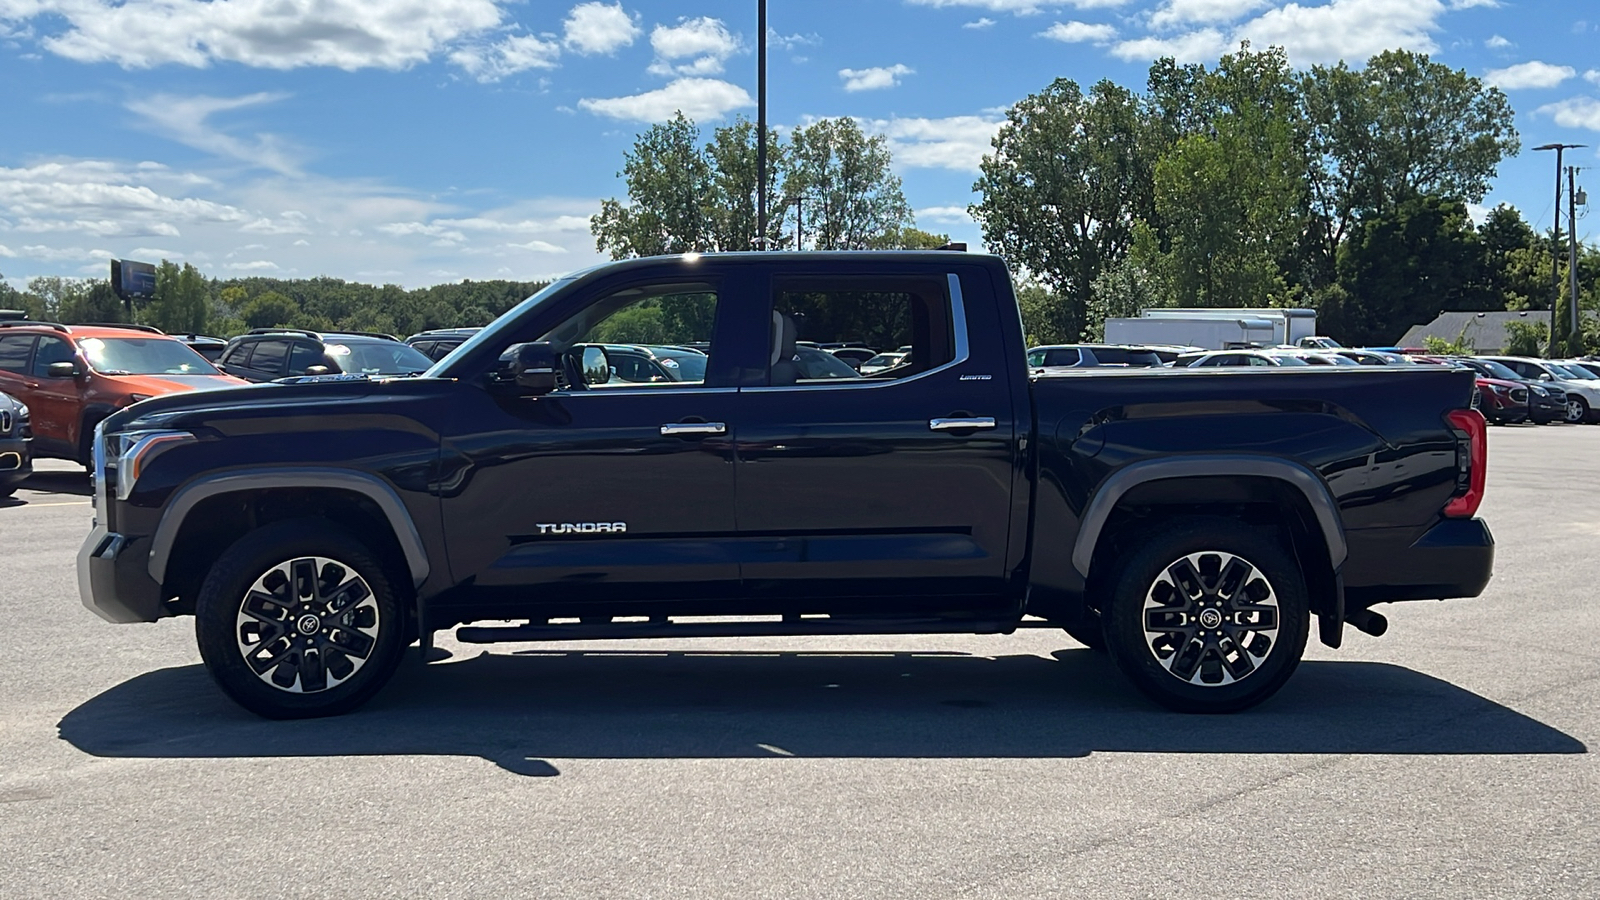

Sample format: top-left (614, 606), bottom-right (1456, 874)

top-left (1103, 517), bottom-right (1309, 713)
top-left (196, 520), bottom-right (406, 719)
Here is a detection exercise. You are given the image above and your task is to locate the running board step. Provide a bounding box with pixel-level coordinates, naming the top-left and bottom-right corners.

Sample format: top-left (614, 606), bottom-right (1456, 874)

top-left (453, 615), bottom-right (1043, 644)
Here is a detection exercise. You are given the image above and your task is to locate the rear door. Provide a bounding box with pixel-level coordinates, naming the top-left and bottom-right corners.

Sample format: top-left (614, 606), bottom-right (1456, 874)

top-left (0, 334), bottom-right (38, 418)
top-left (733, 264), bottom-right (1019, 616)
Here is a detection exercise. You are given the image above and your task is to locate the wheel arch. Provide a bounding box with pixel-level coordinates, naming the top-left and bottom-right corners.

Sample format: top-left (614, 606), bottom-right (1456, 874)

top-left (149, 468), bottom-right (430, 609)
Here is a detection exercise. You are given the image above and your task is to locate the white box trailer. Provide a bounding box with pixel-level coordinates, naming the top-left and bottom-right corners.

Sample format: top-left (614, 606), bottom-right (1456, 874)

top-left (1106, 308), bottom-right (1317, 350)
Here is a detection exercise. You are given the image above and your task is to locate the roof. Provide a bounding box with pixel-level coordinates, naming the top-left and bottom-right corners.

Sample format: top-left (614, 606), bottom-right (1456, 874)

top-left (0, 321), bottom-right (174, 340)
top-left (1396, 310), bottom-right (1550, 352)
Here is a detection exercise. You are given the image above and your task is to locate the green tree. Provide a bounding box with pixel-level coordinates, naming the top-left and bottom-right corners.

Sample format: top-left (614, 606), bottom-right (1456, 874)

top-left (1301, 49), bottom-right (1519, 280)
top-left (1503, 320), bottom-right (1548, 357)
top-left (972, 79), bottom-right (1157, 341)
top-left (59, 280), bottom-right (125, 323)
top-left (238, 291), bottom-right (300, 329)
top-left (24, 276), bottom-right (93, 321)
top-left (784, 117), bottom-right (913, 250)
top-left (592, 113), bottom-right (788, 258)
top-left (1330, 196), bottom-right (1486, 345)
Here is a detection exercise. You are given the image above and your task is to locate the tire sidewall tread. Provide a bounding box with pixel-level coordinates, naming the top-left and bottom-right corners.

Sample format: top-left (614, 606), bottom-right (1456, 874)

top-left (195, 519), bottom-right (406, 720)
top-left (1102, 516), bottom-right (1310, 714)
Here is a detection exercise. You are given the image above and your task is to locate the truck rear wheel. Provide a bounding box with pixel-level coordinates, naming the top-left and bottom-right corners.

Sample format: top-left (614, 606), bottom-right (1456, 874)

top-left (195, 520), bottom-right (406, 719)
top-left (1102, 517), bottom-right (1309, 713)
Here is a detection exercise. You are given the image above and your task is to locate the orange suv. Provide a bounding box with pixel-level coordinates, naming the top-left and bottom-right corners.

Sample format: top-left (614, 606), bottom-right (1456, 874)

top-left (0, 321), bottom-right (247, 465)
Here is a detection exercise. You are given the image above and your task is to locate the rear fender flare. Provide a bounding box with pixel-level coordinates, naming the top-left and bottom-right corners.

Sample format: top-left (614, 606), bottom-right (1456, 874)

top-left (146, 467), bottom-right (430, 588)
top-left (1070, 455), bottom-right (1347, 578)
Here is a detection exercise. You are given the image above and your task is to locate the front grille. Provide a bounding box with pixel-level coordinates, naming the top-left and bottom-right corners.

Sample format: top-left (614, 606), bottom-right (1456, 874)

top-left (1512, 388), bottom-right (1528, 402)
top-left (0, 409), bottom-right (10, 435)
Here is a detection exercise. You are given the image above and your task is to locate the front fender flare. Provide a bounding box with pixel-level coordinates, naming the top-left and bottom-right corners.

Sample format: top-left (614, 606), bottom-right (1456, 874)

top-left (1070, 455), bottom-right (1347, 578)
top-left (146, 467), bottom-right (431, 588)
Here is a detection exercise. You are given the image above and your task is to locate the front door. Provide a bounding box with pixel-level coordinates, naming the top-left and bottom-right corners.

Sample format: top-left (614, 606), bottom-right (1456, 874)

top-left (733, 266), bottom-right (1020, 616)
top-left (439, 275), bottom-right (746, 617)
top-left (26, 334), bottom-right (82, 456)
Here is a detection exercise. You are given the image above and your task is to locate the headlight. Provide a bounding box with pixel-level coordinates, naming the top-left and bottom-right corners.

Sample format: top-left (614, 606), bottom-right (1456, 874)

top-left (1485, 383), bottom-right (1507, 395)
top-left (15, 403), bottom-right (27, 420)
top-left (1532, 386), bottom-right (1548, 397)
top-left (109, 430), bottom-right (195, 501)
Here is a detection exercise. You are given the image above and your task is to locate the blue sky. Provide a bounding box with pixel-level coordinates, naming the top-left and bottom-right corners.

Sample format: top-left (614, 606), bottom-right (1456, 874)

top-left (1, 0), bottom-right (1597, 290)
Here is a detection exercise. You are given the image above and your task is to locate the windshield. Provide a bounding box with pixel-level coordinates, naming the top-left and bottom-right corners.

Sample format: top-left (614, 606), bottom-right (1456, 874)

top-left (326, 341), bottom-right (434, 376)
top-left (1472, 359), bottom-right (1521, 380)
top-left (1553, 363), bottom-right (1598, 380)
top-left (79, 337), bottom-right (221, 376)
top-left (864, 353), bottom-right (902, 367)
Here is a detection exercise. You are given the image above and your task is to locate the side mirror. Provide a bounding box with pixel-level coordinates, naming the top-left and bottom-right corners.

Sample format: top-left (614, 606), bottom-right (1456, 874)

top-left (304, 365), bottom-right (331, 376)
top-left (581, 346), bottom-right (610, 385)
top-left (47, 361), bottom-right (81, 378)
top-left (513, 342), bottom-right (559, 395)
top-left (1539, 373), bottom-right (1553, 381)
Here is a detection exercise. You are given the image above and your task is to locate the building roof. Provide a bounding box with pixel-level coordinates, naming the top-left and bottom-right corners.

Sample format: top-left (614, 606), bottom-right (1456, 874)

top-left (1396, 310), bottom-right (1550, 353)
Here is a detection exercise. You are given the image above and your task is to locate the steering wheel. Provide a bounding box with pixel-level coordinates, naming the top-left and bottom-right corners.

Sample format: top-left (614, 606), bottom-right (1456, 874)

top-left (559, 347), bottom-right (589, 391)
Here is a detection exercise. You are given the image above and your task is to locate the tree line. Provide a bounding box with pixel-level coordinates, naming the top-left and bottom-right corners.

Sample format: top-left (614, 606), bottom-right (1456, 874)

top-left (0, 266), bottom-right (547, 339)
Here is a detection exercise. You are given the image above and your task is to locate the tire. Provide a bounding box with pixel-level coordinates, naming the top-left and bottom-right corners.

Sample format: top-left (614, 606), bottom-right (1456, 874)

top-left (1102, 517), bottom-right (1310, 713)
top-left (1565, 397), bottom-right (1588, 424)
top-left (1063, 615), bottom-right (1107, 652)
top-left (195, 520), bottom-right (407, 719)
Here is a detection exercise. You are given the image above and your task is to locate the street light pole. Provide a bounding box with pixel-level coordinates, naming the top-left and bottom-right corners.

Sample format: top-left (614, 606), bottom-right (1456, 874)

top-left (1534, 143), bottom-right (1584, 356)
top-left (756, 0), bottom-right (767, 250)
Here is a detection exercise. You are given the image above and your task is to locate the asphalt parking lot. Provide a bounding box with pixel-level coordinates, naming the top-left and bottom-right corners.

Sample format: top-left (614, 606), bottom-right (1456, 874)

top-left (1, 423), bottom-right (1597, 899)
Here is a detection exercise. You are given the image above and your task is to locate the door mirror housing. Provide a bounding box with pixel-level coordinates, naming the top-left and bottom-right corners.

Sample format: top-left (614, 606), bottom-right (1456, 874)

top-left (47, 361), bottom-right (81, 378)
top-left (1539, 373), bottom-right (1553, 381)
top-left (304, 365), bottom-right (331, 376)
top-left (581, 345), bottom-right (610, 385)
top-left (513, 342), bottom-right (559, 395)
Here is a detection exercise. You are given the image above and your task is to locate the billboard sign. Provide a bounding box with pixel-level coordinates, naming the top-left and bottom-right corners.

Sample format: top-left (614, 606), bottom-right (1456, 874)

top-left (111, 259), bottom-right (157, 301)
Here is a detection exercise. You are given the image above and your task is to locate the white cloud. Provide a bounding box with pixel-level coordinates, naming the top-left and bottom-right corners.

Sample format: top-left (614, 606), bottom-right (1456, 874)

top-left (1584, 69), bottom-right (1600, 86)
top-left (863, 115), bottom-right (1004, 172)
top-left (1447, 0), bottom-right (1496, 7)
top-left (1537, 97), bottom-right (1600, 131)
top-left (916, 205), bottom-right (973, 224)
top-left (905, 0), bottom-right (1128, 14)
top-left (5, 0), bottom-right (505, 70)
top-left (1485, 34), bottom-right (1512, 49)
top-left (0, 161), bottom-right (250, 239)
top-left (1112, 27), bottom-right (1228, 62)
top-left (839, 64), bottom-right (915, 92)
top-left (563, 1), bottom-right (640, 56)
top-left (768, 30), bottom-right (820, 51)
top-left (578, 78), bottom-right (754, 122)
top-left (125, 92), bottom-right (300, 175)
top-left (648, 17), bottom-right (741, 76)
top-left (451, 32), bottom-right (562, 82)
top-left (1149, 0), bottom-right (1267, 29)
top-left (1040, 21), bottom-right (1116, 42)
top-left (964, 17), bottom-right (997, 28)
top-left (1237, 0), bottom-right (1446, 65)
top-left (1486, 61), bottom-right (1577, 89)
top-left (224, 260), bottom-right (281, 271)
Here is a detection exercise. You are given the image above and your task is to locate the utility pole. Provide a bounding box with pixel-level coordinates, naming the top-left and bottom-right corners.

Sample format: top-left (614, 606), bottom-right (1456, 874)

top-left (1534, 143), bottom-right (1584, 356)
top-left (1572, 165), bottom-right (1584, 347)
top-left (756, 0), bottom-right (767, 250)
top-left (786, 193), bottom-right (811, 249)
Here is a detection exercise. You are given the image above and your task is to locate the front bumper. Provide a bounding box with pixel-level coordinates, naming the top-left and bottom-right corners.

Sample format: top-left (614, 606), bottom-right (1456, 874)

top-left (0, 437), bottom-right (29, 488)
top-left (77, 524), bottom-right (165, 623)
top-left (1343, 518), bottom-right (1495, 606)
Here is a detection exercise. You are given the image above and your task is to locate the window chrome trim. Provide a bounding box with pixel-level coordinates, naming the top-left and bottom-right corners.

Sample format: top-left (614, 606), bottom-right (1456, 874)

top-left (747, 271), bottom-right (971, 394)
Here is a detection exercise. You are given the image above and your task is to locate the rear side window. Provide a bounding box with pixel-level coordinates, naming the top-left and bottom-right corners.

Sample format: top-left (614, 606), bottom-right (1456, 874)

top-left (0, 335), bottom-right (35, 373)
top-left (769, 277), bottom-right (953, 385)
top-left (248, 339), bottom-right (291, 375)
top-left (1092, 347), bottom-right (1160, 367)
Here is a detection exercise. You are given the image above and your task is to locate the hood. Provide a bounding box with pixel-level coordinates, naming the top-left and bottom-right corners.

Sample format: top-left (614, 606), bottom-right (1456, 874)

top-left (101, 374), bottom-right (453, 434)
top-left (104, 372), bottom-right (248, 395)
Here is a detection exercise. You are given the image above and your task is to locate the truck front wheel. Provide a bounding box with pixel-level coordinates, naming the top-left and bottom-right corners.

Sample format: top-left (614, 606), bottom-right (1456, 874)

top-left (195, 520), bottom-right (407, 719)
top-left (1102, 518), bottom-right (1309, 713)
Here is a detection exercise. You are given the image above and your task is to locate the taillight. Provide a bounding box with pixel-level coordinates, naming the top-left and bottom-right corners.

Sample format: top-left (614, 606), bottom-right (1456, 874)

top-left (1444, 408), bottom-right (1487, 518)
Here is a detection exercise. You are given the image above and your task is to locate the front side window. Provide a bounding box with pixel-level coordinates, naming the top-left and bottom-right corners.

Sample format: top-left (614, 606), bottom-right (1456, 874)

top-left (79, 338), bottom-right (219, 375)
top-left (1026, 350), bottom-right (1045, 367)
top-left (534, 282), bottom-right (719, 389)
top-left (324, 341), bottom-right (433, 376)
top-left (1045, 348), bottom-right (1081, 366)
top-left (768, 277), bottom-right (953, 386)
top-left (32, 336), bottom-right (76, 376)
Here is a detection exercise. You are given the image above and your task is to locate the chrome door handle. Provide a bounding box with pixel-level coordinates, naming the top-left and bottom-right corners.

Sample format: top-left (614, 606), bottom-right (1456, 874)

top-left (660, 422), bottom-right (727, 436)
top-left (930, 417), bottom-right (996, 431)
